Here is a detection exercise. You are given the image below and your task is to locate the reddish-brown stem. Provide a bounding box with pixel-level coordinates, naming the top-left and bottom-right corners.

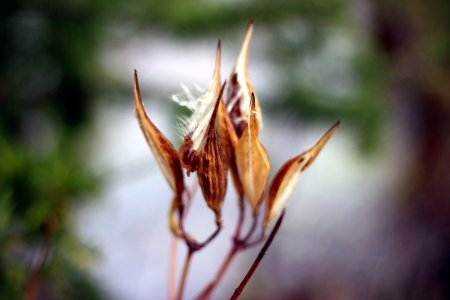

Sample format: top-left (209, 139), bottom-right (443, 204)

top-left (175, 182), bottom-right (223, 300)
top-left (168, 238), bottom-right (179, 300)
top-left (176, 249), bottom-right (194, 300)
top-left (240, 215), bottom-right (257, 243)
top-left (197, 197), bottom-right (259, 299)
top-left (197, 223), bottom-right (222, 249)
top-left (229, 209), bottom-right (286, 300)
top-left (169, 183), bottom-right (198, 300)
top-left (233, 197), bottom-right (246, 239)
top-left (177, 223), bottom-right (221, 300)
top-left (197, 246), bottom-right (238, 300)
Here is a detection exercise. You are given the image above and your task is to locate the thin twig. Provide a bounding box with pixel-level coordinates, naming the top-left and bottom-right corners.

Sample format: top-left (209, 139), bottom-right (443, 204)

top-left (176, 249), bottom-right (194, 300)
top-left (230, 209), bottom-right (286, 300)
top-left (240, 215), bottom-right (257, 243)
top-left (168, 238), bottom-right (179, 300)
top-left (197, 223), bottom-right (222, 249)
top-left (197, 247), bottom-right (238, 300)
top-left (233, 197), bottom-right (246, 239)
top-left (170, 183), bottom-right (198, 300)
top-left (196, 196), bottom-right (251, 300)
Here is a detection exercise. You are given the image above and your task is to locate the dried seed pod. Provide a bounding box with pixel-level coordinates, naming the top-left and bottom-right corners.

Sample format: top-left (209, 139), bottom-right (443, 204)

top-left (218, 95), bottom-right (244, 200)
top-left (134, 70), bottom-right (184, 197)
top-left (224, 20), bottom-right (263, 137)
top-left (264, 122), bottom-right (340, 228)
top-left (134, 71), bottom-right (185, 235)
top-left (197, 84), bottom-right (228, 224)
top-left (236, 93), bottom-right (270, 215)
top-left (176, 41), bottom-right (223, 175)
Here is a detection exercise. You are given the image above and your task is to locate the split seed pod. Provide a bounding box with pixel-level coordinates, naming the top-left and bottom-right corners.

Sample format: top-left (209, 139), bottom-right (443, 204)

top-left (174, 43), bottom-right (228, 224)
top-left (264, 122), bottom-right (340, 228)
top-left (224, 20), bottom-right (263, 137)
top-left (236, 93), bottom-right (271, 215)
top-left (177, 42), bottom-right (223, 175)
top-left (218, 98), bottom-right (244, 200)
top-left (197, 84), bottom-right (228, 224)
top-left (134, 71), bottom-right (185, 234)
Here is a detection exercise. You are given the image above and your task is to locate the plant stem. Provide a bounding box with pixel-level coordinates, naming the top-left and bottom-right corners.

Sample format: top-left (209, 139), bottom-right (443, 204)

top-left (229, 209), bottom-right (285, 300)
top-left (241, 215), bottom-right (257, 243)
top-left (196, 197), bottom-right (246, 299)
top-left (233, 198), bottom-right (245, 239)
top-left (198, 223), bottom-right (222, 248)
top-left (169, 237), bottom-right (179, 300)
top-left (176, 249), bottom-right (194, 300)
top-left (197, 246), bottom-right (238, 300)
top-left (170, 182), bottom-right (198, 300)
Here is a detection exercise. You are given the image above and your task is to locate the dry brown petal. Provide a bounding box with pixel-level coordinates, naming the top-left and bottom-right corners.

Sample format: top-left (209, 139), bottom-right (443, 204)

top-left (224, 20), bottom-right (263, 137)
top-left (236, 93), bottom-right (271, 215)
top-left (197, 83), bottom-right (228, 224)
top-left (264, 121), bottom-right (340, 228)
top-left (134, 70), bottom-right (184, 197)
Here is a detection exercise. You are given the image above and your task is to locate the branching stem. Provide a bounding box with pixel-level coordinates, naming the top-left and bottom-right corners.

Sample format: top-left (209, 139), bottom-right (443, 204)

top-left (170, 182), bottom-right (198, 300)
top-left (229, 209), bottom-right (285, 300)
top-left (197, 197), bottom-right (263, 299)
top-left (197, 247), bottom-right (238, 300)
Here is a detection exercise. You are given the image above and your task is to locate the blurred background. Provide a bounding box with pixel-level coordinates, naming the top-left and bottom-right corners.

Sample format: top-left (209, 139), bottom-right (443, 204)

top-left (1, 0), bottom-right (449, 299)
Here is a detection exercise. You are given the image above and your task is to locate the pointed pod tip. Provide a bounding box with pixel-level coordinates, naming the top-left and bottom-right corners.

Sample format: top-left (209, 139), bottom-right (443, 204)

top-left (213, 41), bottom-right (222, 85)
top-left (215, 81), bottom-right (227, 110)
top-left (133, 71), bottom-right (141, 107)
top-left (134, 70), bottom-right (139, 87)
top-left (237, 21), bottom-right (254, 71)
top-left (133, 69), bottom-right (138, 84)
top-left (303, 121), bottom-right (340, 168)
top-left (248, 19), bottom-right (255, 32)
top-left (209, 81), bottom-right (227, 125)
top-left (326, 120), bottom-right (341, 137)
top-left (216, 40), bottom-right (222, 58)
top-left (250, 93), bottom-right (256, 110)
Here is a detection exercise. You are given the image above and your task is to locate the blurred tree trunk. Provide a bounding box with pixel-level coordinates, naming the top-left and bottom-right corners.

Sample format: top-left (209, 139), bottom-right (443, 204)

top-left (371, 0), bottom-right (450, 298)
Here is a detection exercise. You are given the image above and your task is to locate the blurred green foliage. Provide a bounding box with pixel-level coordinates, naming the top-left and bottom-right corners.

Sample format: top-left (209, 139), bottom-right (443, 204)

top-left (1, 1), bottom-right (105, 298)
top-left (0, 136), bottom-right (103, 299)
top-left (0, 0), bottom-right (390, 298)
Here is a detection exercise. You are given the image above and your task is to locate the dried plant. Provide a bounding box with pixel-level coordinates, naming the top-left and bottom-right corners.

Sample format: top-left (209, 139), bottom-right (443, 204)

top-left (133, 21), bottom-right (339, 300)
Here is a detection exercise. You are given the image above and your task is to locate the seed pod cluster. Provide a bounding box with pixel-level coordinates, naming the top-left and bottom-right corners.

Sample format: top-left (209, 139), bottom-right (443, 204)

top-left (134, 21), bottom-right (339, 249)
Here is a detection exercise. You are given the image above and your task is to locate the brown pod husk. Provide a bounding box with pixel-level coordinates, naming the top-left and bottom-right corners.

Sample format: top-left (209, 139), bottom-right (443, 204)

top-left (218, 96), bottom-right (244, 200)
top-left (236, 93), bottom-right (270, 215)
top-left (264, 121), bottom-right (340, 228)
top-left (134, 70), bottom-right (184, 196)
top-left (134, 70), bottom-right (185, 233)
top-left (224, 20), bottom-right (263, 137)
top-left (197, 84), bottom-right (228, 224)
top-left (178, 41), bottom-right (222, 176)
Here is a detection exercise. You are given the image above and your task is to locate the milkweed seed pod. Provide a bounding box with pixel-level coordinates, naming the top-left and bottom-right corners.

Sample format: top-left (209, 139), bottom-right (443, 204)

top-left (236, 94), bottom-right (271, 216)
top-left (133, 71), bottom-right (185, 235)
top-left (264, 122), bottom-right (340, 228)
top-left (197, 84), bottom-right (228, 224)
top-left (224, 21), bottom-right (263, 138)
top-left (174, 43), bottom-right (228, 224)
